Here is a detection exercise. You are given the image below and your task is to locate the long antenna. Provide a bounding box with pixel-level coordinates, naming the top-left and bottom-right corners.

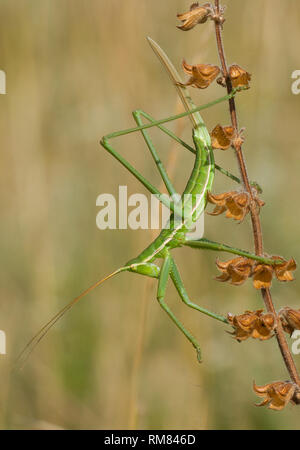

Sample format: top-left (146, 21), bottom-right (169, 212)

top-left (15, 267), bottom-right (127, 369)
top-left (147, 37), bottom-right (199, 129)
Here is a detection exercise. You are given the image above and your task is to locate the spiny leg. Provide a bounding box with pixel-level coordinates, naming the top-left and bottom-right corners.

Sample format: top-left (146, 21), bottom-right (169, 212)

top-left (135, 109), bottom-right (242, 185)
top-left (157, 255), bottom-right (202, 362)
top-left (170, 255), bottom-right (228, 324)
top-left (101, 137), bottom-right (184, 218)
top-left (184, 238), bottom-right (282, 266)
top-left (102, 89), bottom-right (238, 143)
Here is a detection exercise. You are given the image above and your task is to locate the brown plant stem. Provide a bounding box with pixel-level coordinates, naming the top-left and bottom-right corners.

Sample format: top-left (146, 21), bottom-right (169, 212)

top-left (214, 0), bottom-right (300, 386)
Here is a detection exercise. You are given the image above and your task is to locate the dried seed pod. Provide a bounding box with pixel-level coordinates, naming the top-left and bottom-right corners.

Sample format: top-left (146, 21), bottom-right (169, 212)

top-left (229, 64), bottom-right (251, 88)
top-left (227, 310), bottom-right (259, 341)
top-left (225, 192), bottom-right (250, 222)
top-left (273, 257), bottom-right (297, 282)
top-left (207, 189), bottom-right (264, 222)
top-left (177, 3), bottom-right (213, 31)
top-left (227, 310), bottom-right (275, 342)
top-left (253, 381), bottom-right (298, 411)
top-left (210, 124), bottom-right (235, 150)
top-left (207, 191), bottom-right (249, 222)
top-left (216, 254), bottom-right (296, 290)
top-left (279, 307), bottom-right (300, 336)
top-left (252, 312), bottom-right (276, 340)
top-left (179, 60), bottom-right (220, 89)
top-left (252, 264), bottom-right (274, 290)
top-left (216, 257), bottom-right (255, 286)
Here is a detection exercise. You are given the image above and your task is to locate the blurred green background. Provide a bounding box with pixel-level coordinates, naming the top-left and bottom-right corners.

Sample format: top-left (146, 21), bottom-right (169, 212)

top-left (1, 0), bottom-right (300, 430)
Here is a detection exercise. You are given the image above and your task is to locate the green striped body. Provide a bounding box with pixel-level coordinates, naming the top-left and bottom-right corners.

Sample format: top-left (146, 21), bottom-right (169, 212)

top-left (127, 121), bottom-right (215, 274)
top-left (124, 38), bottom-right (215, 276)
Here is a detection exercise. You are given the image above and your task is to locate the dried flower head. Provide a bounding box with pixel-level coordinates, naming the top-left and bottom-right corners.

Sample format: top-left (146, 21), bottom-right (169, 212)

top-left (227, 311), bottom-right (257, 341)
top-left (252, 312), bottom-right (276, 340)
top-left (279, 307), bottom-right (300, 336)
top-left (207, 189), bottom-right (264, 222)
top-left (210, 124), bottom-right (235, 150)
top-left (273, 257), bottom-right (297, 282)
top-left (216, 256), bottom-right (296, 290)
top-left (207, 191), bottom-right (246, 222)
top-left (229, 64), bottom-right (251, 89)
top-left (216, 257), bottom-right (255, 286)
top-left (252, 264), bottom-right (274, 290)
top-left (177, 3), bottom-right (213, 31)
top-left (253, 381), bottom-right (298, 411)
top-left (227, 310), bottom-right (275, 342)
top-left (179, 60), bottom-right (220, 89)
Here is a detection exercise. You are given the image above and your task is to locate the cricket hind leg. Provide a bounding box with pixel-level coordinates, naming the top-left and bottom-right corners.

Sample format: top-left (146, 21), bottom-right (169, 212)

top-left (170, 256), bottom-right (228, 324)
top-left (156, 254), bottom-right (202, 363)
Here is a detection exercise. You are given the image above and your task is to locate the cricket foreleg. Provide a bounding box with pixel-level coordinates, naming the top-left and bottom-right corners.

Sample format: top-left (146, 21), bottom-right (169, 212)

top-left (132, 110), bottom-right (176, 196)
top-left (100, 137), bottom-right (185, 218)
top-left (132, 110), bottom-right (243, 186)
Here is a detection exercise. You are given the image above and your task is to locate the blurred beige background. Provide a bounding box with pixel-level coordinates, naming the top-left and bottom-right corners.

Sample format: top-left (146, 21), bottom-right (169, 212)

top-left (0, 0), bottom-right (300, 430)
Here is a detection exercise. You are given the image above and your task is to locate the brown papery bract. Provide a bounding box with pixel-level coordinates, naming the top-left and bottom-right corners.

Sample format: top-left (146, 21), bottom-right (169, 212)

top-left (177, 3), bottom-right (213, 31)
top-left (216, 256), bottom-right (296, 290)
top-left (229, 64), bottom-right (251, 88)
top-left (207, 190), bottom-right (264, 222)
top-left (216, 257), bottom-right (255, 286)
top-left (179, 60), bottom-right (220, 89)
top-left (253, 381), bottom-right (298, 411)
top-left (273, 257), bottom-right (297, 282)
top-left (210, 124), bottom-right (235, 150)
top-left (252, 264), bottom-right (274, 290)
top-left (279, 307), bottom-right (300, 336)
top-left (227, 310), bottom-right (275, 342)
